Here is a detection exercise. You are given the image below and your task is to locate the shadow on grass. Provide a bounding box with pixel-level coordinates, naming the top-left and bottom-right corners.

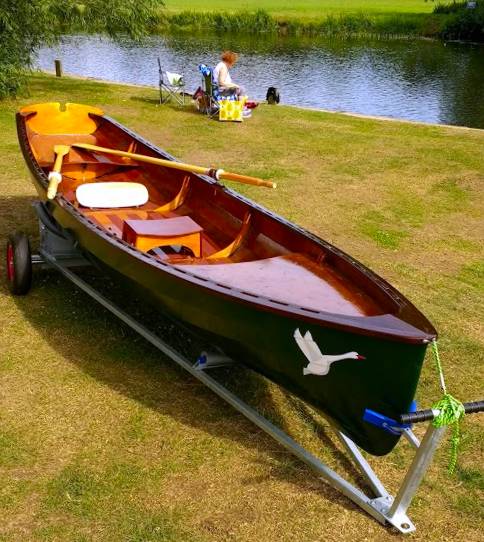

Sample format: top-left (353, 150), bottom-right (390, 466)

top-left (130, 96), bottom-right (162, 106)
top-left (2, 195), bottom-right (379, 520)
top-left (129, 96), bottom-right (200, 117)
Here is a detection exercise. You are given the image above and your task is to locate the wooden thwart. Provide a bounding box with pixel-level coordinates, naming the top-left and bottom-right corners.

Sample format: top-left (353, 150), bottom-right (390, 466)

top-left (123, 216), bottom-right (203, 257)
top-left (208, 213), bottom-right (251, 260)
top-left (155, 176), bottom-right (190, 213)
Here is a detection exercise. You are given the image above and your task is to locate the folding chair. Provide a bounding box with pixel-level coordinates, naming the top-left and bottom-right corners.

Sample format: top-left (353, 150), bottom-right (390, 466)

top-left (158, 58), bottom-right (185, 106)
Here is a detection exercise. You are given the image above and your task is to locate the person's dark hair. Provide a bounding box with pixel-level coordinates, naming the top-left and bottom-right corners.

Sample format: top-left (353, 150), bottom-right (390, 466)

top-left (221, 51), bottom-right (238, 66)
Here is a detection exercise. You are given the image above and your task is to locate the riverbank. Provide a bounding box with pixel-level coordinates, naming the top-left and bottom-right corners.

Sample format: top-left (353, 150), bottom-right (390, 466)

top-left (39, 69), bottom-right (484, 133)
top-left (160, 9), bottom-right (436, 39)
top-left (156, 3), bottom-right (484, 41)
top-left (1, 73), bottom-right (483, 541)
top-left (35, 33), bottom-right (484, 129)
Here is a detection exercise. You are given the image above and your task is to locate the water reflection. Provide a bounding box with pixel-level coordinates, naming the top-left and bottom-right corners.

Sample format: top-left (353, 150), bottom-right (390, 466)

top-left (35, 34), bottom-right (484, 128)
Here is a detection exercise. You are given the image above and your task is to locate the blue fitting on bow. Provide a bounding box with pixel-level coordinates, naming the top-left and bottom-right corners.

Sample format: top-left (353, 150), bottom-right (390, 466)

top-left (363, 401), bottom-right (417, 435)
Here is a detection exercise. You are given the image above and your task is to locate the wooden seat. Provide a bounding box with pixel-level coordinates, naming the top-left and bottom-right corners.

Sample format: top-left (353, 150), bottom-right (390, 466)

top-left (123, 216), bottom-right (203, 257)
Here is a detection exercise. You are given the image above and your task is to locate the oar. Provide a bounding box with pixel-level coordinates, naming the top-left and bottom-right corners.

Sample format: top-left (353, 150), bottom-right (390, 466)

top-left (47, 145), bottom-right (70, 199)
top-left (71, 143), bottom-right (277, 189)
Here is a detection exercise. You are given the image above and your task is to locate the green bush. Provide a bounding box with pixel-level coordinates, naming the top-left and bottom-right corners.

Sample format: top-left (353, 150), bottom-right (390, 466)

top-left (434, 2), bottom-right (468, 14)
top-left (163, 10), bottom-right (427, 38)
top-left (439, 3), bottom-right (484, 40)
top-left (164, 9), bottom-right (480, 40)
top-left (167, 9), bottom-right (276, 33)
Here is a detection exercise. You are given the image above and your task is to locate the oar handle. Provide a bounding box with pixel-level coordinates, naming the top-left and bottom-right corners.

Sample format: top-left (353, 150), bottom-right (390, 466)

top-left (52, 152), bottom-right (64, 172)
top-left (47, 172), bottom-right (62, 199)
top-left (399, 400), bottom-right (484, 425)
top-left (220, 171), bottom-right (277, 189)
top-left (47, 149), bottom-right (68, 199)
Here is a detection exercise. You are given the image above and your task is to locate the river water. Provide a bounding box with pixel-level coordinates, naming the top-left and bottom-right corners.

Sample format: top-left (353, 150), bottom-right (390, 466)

top-left (36, 33), bottom-right (484, 128)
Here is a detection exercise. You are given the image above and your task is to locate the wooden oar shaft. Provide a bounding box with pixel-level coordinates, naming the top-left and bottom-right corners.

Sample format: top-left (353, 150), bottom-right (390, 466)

top-left (74, 143), bottom-right (207, 174)
top-left (53, 152), bottom-right (64, 172)
top-left (72, 143), bottom-right (276, 189)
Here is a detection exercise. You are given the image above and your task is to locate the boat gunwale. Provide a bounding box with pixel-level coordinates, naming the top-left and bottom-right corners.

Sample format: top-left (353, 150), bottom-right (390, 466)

top-left (16, 110), bottom-right (438, 345)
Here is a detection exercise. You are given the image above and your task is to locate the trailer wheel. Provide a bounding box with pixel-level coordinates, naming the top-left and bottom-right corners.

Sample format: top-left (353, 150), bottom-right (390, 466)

top-left (6, 232), bottom-right (32, 295)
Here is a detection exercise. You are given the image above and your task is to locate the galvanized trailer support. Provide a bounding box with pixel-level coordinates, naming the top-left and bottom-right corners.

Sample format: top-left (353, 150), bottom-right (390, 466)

top-left (25, 207), bottom-right (455, 535)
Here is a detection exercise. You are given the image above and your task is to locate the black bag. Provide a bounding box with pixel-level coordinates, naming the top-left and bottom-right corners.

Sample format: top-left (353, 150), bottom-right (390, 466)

top-left (266, 87), bottom-right (280, 105)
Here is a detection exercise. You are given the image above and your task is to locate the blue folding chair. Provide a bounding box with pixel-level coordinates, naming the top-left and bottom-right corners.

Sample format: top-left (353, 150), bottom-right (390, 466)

top-left (195, 64), bottom-right (219, 117)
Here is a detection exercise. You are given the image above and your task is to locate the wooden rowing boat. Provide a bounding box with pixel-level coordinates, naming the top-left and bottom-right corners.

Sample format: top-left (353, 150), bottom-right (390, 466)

top-left (16, 102), bottom-right (437, 456)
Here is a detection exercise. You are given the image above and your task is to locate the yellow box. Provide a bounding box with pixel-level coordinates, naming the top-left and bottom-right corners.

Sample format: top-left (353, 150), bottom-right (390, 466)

top-left (218, 100), bottom-right (243, 122)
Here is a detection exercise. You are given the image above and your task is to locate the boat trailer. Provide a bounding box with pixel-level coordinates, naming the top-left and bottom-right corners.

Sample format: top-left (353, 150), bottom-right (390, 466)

top-left (7, 202), bottom-right (483, 535)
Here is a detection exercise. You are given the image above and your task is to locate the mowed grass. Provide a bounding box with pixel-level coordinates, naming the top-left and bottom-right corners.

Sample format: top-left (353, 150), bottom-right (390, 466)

top-left (0, 73), bottom-right (483, 541)
top-left (164, 0), bottom-right (434, 19)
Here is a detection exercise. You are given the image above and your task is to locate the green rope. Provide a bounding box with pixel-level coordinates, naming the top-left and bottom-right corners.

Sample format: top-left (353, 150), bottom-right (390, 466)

top-left (430, 340), bottom-right (465, 474)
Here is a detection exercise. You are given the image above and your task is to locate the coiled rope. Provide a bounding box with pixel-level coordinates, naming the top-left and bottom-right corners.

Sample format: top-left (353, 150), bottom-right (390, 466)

top-left (430, 340), bottom-right (465, 473)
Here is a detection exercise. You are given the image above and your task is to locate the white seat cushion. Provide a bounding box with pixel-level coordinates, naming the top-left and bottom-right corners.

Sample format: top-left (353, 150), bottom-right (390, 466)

top-left (76, 182), bottom-right (149, 208)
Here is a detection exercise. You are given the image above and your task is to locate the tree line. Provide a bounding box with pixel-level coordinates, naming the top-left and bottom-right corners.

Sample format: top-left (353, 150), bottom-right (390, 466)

top-left (0, 0), bottom-right (163, 98)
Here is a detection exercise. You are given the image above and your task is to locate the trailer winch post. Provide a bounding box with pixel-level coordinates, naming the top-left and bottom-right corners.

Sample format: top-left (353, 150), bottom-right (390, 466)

top-left (387, 425), bottom-right (446, 530)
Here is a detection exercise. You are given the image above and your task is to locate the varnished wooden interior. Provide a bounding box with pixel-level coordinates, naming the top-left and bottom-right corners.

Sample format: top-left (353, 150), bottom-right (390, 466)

top-left (24, 108), bottom-right (401, 318)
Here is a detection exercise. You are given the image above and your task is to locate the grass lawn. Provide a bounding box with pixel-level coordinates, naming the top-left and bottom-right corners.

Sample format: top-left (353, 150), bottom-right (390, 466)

top-left (0, 73), bottom-right (483, 541)
top-left (164, 0), bottom-right (435, 19)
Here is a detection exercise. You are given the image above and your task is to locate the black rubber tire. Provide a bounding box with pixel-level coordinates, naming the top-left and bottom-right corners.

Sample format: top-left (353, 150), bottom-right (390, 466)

top-left (6, 232), bottom-right (32, 295)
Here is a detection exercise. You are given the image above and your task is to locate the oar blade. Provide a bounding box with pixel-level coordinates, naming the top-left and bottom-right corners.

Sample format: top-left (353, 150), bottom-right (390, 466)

top-left (53, 144), bottom-right (70, 157)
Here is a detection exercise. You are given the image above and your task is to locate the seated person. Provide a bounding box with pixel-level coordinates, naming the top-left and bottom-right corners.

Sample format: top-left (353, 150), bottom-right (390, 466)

top-left (213, 51), bottom-right (246, 99)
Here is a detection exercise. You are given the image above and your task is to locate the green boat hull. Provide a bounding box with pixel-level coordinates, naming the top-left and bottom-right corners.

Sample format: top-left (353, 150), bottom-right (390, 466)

top-left (17, 110), bottom-right (435, 456)
top-left (32, 196), bottom-right (425, 455)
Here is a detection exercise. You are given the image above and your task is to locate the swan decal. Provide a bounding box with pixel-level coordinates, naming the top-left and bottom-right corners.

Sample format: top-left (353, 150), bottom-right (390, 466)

top-left (294, 328), bottom-right (365, 376)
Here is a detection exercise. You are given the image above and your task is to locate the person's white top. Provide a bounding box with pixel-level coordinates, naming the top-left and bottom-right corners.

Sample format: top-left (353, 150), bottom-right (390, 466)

top-left (213, 61), bottom-right (233, 88)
